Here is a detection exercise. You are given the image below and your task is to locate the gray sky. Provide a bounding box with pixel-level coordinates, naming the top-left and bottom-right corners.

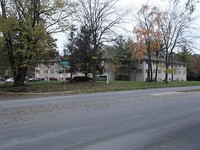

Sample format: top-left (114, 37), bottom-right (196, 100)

top-left (53, 0), bottom-right (148, 53)
top-left (54, 0), bottom-right (200, 54)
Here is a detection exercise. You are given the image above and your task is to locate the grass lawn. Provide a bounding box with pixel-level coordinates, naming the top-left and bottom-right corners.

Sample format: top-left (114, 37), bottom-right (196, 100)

top-left (0, 81), bottom-right (200, 100)
top-left (1, 80), bottom-right (200, 94)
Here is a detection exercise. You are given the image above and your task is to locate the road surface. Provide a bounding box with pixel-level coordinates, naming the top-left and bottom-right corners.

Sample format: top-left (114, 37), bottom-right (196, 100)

top-left (0, 86), bottom-right (200, 150)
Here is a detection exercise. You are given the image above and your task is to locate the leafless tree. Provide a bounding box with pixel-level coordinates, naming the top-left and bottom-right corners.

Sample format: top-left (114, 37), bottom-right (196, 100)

top-left (75, 0), bottom-right (129, 82)
top-left (160, 0), bottom-right (197, 83)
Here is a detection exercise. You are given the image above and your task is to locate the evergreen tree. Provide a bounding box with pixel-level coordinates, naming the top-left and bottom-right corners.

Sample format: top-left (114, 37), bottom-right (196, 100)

top-left (64, 26), bottom-right (78, 79)
top-left (107, 36), bottom-right (133, 80)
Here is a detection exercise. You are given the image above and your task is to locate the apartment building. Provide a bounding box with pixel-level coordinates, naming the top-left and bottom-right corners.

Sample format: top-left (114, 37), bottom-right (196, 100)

top-left (35, 55), bottom-right (186, 82)
top-left (34, 59), bottom-right (88, 80)
top-left (35, 60), bottom-right (70, 80)
top-left (104, 56), bottom-right (187, 81)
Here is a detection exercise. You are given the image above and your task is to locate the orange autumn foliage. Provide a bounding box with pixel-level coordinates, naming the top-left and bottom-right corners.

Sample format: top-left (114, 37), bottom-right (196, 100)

top-left (133, 4), bottom-right (163, 60)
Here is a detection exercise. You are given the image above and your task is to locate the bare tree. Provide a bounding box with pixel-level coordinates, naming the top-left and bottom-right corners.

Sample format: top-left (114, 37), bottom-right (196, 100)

top-left (75, 0), bottom-right (128, 82)
top-left (159, 0), bottom-right (196, 83)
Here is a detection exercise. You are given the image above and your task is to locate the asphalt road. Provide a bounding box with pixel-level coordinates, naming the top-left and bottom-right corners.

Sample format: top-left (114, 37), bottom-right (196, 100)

top-left (0, 86), bottom-right (200, 150)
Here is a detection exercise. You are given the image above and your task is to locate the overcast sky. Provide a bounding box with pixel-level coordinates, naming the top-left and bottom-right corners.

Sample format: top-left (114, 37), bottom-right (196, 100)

top-left (53, 0), bottom-right (149, 53)
top-left (54, 0), bottom-right (200, 54)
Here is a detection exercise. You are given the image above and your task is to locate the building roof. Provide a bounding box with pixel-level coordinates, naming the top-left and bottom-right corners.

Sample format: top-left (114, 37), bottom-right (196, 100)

top-left (140, 55), bottom-right (186, 65)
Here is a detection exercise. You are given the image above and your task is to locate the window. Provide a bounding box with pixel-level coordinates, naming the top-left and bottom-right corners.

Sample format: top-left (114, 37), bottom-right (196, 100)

top-left (178, 71), bottom-right (181, 74)
top-left (50, 69), bottom-right (54, 74)
top-left (158, 70), bottom-right (162, 74)
top-left (44, 70), bottom-right (48, 74)
top-left (36, 70), bottom-right (40, 74)
top-left (137, 69), bottom-right (142, 73)
top-left (174, 69), bottom-right (177, 74)
top-left (50, 62), bottom-right (54, 65)
top-left (36, 63), bottom-right (40, 67)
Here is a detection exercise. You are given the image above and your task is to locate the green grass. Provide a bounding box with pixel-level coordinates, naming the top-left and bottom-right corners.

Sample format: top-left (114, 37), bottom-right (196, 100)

top-left (1, 80), bottom-right (200, 94)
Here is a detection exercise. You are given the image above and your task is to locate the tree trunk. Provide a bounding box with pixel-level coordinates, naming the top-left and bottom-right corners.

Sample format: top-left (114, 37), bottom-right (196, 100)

top-left (165, 48), bottom-right (169, 84)
top-left (171, 55), bottom-right (174, 82)
top-left (70, 72), bottom-right (73, 80)
top-left (165, 61), bottom-right (169, 84)
top-left (92, 63), bottom-right (96, 84)
top-left (150, 63), bottom-right (153, 81)
top-left (13, 66), bottom-right (28, 86)
top-left (155, 64), bottom-right (158, 82)
top-left (147, 47), bottom-right (152, 82)
top-left (155, 50), bottom-right (159, 82)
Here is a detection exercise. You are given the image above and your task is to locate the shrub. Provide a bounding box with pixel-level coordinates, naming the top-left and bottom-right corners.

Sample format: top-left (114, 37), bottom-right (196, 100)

top-left (49, 77), bottom-right (58, 81)
top-left (73, 76), bottom-right (92, 82)
top-left (66, 77), bottom-right (73, 81)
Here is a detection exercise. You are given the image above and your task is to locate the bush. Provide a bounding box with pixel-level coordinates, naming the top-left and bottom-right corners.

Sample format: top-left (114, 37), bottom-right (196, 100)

top-left (66, 77), bottom-right (73, 81)
top-left (49, 77), bottom-right (58, 81)
top-left (73, 76), bottom-right (92, 82)
top-left (116, 75), bottom-right (130, 81)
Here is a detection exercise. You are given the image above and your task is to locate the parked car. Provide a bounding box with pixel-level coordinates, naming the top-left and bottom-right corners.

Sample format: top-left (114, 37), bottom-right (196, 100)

top-left (5, 78), bottom-right (14, 83)
top-left (28, 77), bottom-right (40, 82)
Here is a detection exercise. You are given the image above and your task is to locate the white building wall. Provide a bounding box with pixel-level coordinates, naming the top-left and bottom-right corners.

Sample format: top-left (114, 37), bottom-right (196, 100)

top-left (35, 58), bottom-right (187, 82)
top-left (35, 61), bottom-right (70, 80)
top-left (101, 65), bottom-right (116, 81)
top-left (138, 60), bottom-right (187, 82)
top-left (135, 62), bottom-right (146, 81)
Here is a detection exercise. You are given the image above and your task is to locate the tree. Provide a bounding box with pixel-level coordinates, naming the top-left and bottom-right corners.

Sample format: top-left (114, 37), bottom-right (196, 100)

top-left (176, 46), bottom-right (198, 80)
top-left (75, 26), bottom-right (94, 77)
top-left (107, 36), bottom-right (133, 80)
top-left (185, 0), bottom-right (199, 12)
top-left (65, 25), bottom-right (104, 79)
top-left (133, 5), bottom-right (162, 82)
top-left (76, 0), bottom-right (128, 82)
top-left (194, 56), bottom-right (200, 80)
top-left (64, 26), bottom-right (78, 79)
top-left (159, 0), bottom-right (196, 83)
top-left (0, 0), bottom-right (76, 86)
